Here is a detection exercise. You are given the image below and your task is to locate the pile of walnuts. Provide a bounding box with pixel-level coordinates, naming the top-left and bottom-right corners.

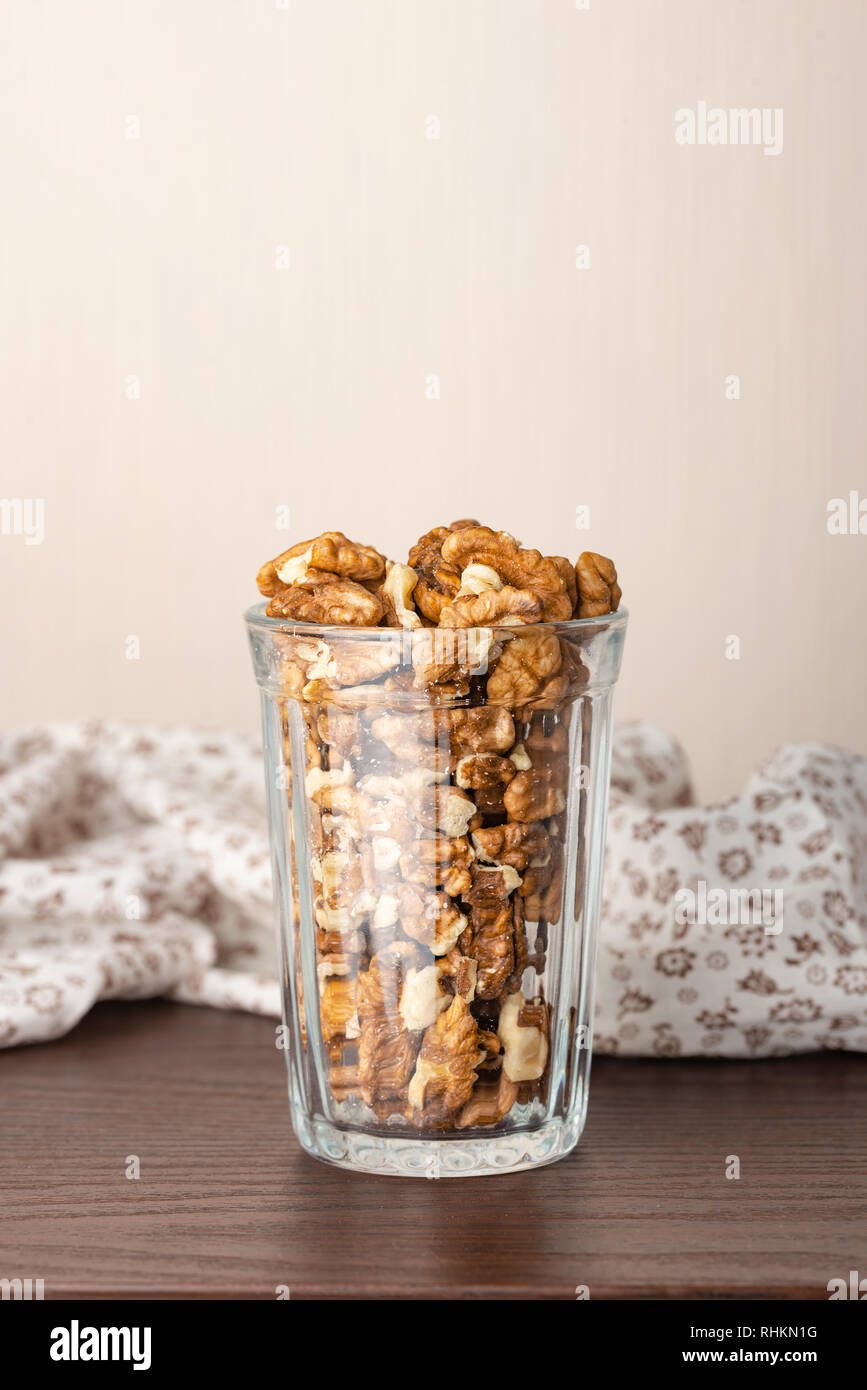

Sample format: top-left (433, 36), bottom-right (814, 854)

top-left (256, 521), bottom-right (621, 1132)
top-left (258, 522), bottom-right (620, 629)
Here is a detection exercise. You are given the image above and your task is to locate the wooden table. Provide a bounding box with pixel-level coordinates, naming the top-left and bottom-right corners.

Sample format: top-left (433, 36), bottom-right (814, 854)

top-left (2, 1000), bottom-right (864, 1300)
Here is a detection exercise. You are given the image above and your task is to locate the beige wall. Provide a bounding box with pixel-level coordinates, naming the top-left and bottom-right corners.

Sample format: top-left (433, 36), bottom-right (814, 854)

top-left (2, 0), bottom-right (865, 801)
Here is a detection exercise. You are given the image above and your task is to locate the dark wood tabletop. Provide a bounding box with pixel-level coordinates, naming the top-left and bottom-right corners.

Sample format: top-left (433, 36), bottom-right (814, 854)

top-left (1, 1000), bottom-right (864, 1300)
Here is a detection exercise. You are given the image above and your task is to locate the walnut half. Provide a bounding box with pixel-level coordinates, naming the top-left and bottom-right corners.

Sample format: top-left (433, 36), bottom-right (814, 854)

top-left (498, 991), bottom-right (549, 1082)
top-left (575, 551), bottom-right (622, 618)
top-left (407, 994), bottom-right (486, 1119)
top-left (266, 577), bottom-right (384, 626)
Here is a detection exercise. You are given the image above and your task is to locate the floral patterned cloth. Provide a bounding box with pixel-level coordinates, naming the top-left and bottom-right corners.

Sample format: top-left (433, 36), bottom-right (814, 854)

top-left (598, 729), bottom-right (867, 1056)
top-left (0, 722), bottom-right (864, 1056)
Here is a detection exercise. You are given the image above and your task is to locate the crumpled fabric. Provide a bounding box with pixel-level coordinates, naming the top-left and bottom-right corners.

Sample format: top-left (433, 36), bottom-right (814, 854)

top-left (0, 722), bottom-right (864, 1056)
top-left (597, 729), bottom-right (867, 1055)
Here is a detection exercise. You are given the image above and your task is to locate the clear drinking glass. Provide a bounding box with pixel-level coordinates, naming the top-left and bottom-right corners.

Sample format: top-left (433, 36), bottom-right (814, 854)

top-left (246, 605), bottom-right (627, 1177)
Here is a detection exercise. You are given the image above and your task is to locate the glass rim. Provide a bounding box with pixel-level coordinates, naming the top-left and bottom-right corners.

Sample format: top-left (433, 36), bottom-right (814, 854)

top-left (243, 599), bottom-right (628, 639)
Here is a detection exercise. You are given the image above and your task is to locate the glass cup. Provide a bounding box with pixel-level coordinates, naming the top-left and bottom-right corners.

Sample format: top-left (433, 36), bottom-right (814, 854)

top-left (246, 605), bottom-right (627, 1177)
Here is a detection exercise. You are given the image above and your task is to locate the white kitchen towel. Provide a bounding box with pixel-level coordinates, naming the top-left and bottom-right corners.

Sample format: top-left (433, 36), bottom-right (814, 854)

top-left (0, 722), bottom-right (864, 1056)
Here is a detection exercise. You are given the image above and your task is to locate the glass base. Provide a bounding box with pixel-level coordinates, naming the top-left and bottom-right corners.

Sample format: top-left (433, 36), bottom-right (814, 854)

top-left (291, 1106), bottom-right (584, 1178)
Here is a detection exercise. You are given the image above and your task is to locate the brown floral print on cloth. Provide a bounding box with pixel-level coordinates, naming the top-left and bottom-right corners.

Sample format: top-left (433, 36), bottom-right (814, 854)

top-left (599, 733), bottom-right (867, 1056)
top-left (0, 723), bottom-right (278, 1046)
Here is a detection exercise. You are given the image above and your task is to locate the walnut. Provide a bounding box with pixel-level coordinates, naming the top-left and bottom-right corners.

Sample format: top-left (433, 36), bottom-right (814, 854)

top-left (317, 925), bottom-right (364, 958)
top-left (400, 836), bottom-right (475, 897)
top-left (525, 918), bottom-right (548, 973)
top-left (522, 862), bottom-right (563, 924)
top-left (305, 532), bottom-right (387, 580)
top-left (278, 659), bottom-right (307, 699)
top-left (305, 765), bottom-right (354, 799)
top-left (356, 944), bottom-right (420, 1110)
top-left (311, 806), bottom-right (354, 856)
top-left (503, 769), bottom-right (566, 822)
top-left (518, 859), bottom-right (555, 904)
top-left (396, 884), bottom-right (468, 956)
top-left (319, 977), bottom-right (359, 1043)
top-left (257, 540), bottom-right (316, 596)
top-left (273, 635), bottom-right (329, 697)
top-left (506, 892), bottom-right (529, 993)
top-left (463, 860), bottom-right (523, 902)
top-left (557, 639), bottom-right (590, 701)
top-left (370, 835), bottom-right (404, 872)
top-left (342, 885), bottom-right (396, 948)
top-left (257, 531), bottom-right (386, 596)
top-left (456, 562), bottom-right (503, 595)
top-left (575, 551), bottom-right (622, 618)
top-left (454, 752), bottom-right (516, 815)
top-left (502, 722), bottom-right (569, 822)
top-left (456, 1068), bottom-right (519, 1129)
top-left (308, 782), bottom-right (376, 861)
top-left (407, 525), bottom-right (463, 621)
top-left (437, 947), bottom-right (478, 1001)
top-left (411, 581), bottom-right (452, 624)
top-left (315, 898), bottom-right (368, 933)
top-left (369, 712), bottom-right (447, 769)
top-left (486, 630), bottom-right (563, 708)
top-left (329, 1062), bottom-right (361, 1101)
top-left (316, 707), bottom-right (361, 759)
top-left (362, 796), bottom-right (417, 846)
top-left (438, 586), bottom-right (542, 628)
top-left (439, 526), bottom-right (572, 622)
top-left (305, 768), bottom-right (367, 821)
top-left (399, 950), bottom-right (476, 1032)
top-left (266, 578), bottom-right (385, 627)
top-left (357, 771), bottom-right (445, 808)
top-left (357, 1015), bottom-right (418, 1114)
top-left (462, 866), bottom-right (522, 1000)
top-left (399, 963), bottom-right (449, 1031)
top-left (379, 562), bottom-right (424, 630)
top-left (314, 787), bottom-right (373, 836)
top-left (517, 1000), bottom-right (548, 1030)
top-left (311, 848), bottom-right (365, 905)
top-left (406, 994), bottom-right (486, 1116)
top-left (356, 773), bottom-right (409, 801)
top-left (447, 706), bottom-right (515, 755)
top-left (455, 753), bottom-right (517, 792)
top-left (498, 991), bottom-right (549, 1082)
top-left (507, 723), bottom-right (565, 801)
top-left (404, 766), bottom-right (450, 794)
top-left (414, 785), bottom-right (477, 838)
top-left (551, 555), bottom-right (578, 614)
top-left (409, 626), bottom-right (496, 689)
top-left (509, 742), bottom-right (531, 770)
top-left (316, 952), bottom-right (354, 985)
top-left (476, 1028), bottom-right (503, 1070)
top-left (524, 718), bottom-right (569, 759)
top-left (422, 680), bottom-right (474, 702)
top-left (303, 636), bottom-right (402, 692)
top-left (471, 820), bottom-right (551, 872)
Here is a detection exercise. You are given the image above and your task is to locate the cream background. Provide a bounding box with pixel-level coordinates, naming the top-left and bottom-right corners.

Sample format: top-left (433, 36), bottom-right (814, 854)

top-left (1, 0), bottom-right (865, 800)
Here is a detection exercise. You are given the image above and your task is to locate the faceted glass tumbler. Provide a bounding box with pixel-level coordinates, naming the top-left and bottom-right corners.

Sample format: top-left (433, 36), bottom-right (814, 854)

top-left (246, 605), bottom-right (627, 1177)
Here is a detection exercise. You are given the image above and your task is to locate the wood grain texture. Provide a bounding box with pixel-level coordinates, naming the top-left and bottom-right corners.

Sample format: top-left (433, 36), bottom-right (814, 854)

top-left (1, 1000), bottom-right (865, 1300)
